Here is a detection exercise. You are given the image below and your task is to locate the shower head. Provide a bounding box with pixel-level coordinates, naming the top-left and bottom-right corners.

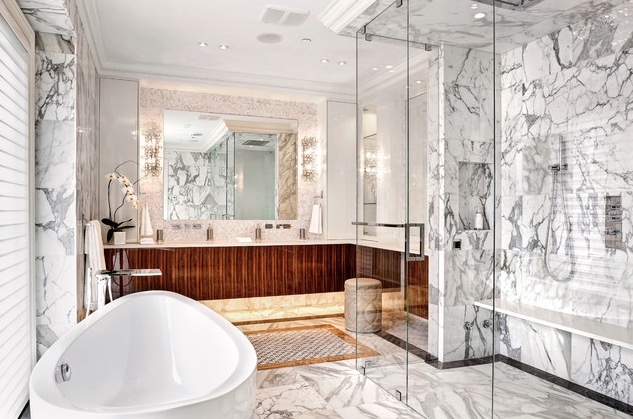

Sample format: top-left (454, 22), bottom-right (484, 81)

top-left (472, 0), bottom-right (546, 11)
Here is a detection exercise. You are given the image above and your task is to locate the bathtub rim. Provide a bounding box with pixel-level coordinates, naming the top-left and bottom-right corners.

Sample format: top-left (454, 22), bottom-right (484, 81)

top-left (30, 290), bottom-right (257, 415)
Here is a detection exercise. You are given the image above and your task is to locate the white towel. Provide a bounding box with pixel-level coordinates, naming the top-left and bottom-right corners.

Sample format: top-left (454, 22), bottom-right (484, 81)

top-left (84, 220), bottom-right (106, 311)
top-left (139, 202), bottom-right (155, 245)
top-left (309, 204), bottom-right (322, 234)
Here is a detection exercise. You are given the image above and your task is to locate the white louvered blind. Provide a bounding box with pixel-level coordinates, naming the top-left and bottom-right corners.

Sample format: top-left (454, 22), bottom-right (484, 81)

top-left (0, 5), bottom-right (31, 419)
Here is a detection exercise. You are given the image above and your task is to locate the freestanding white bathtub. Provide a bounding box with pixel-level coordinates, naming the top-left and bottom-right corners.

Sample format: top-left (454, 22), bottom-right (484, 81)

top-left (30, 291), bottom-right (257, 418)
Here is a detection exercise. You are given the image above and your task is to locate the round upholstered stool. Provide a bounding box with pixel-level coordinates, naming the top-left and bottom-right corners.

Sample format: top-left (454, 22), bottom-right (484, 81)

top-left (344, 277), bottom-right (382, 333)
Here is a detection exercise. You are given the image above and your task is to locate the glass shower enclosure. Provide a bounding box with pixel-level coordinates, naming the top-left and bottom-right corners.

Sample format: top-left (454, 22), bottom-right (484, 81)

top-left (355, 0), bottom-right (633, 417)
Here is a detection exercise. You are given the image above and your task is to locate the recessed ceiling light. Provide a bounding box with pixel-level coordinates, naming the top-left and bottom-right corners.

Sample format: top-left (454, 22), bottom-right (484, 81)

top-left (218, 44), bottom-right (229, 50)
top-left (197, 42), bottom-right (208, 47)
top-left (415, 80), bottom-right (422, 84)
top-left (385, 64), bottom-right (393, 69)
top-left (372, 67), bottom-right (379, 71)
top-left (320, 58), bottom-right (329, 63)
top-left (471, 3), bottom-right (478, 9)
top-left (338, 61), bottom-right (346, 66)
top-left (301, 38), bottom-right (312, 43)
top-left (257, 33), bottom-right (284, 44)
top-left (474, 12), bottom-right (486, 19)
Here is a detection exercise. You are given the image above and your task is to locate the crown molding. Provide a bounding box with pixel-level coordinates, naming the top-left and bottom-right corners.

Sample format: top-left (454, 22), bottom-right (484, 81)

top-left (77, 0), bottom-right (356, 102)
top-left (75, 0), bottom-right (109, 72)
top-left (99, 61), bottom-right (355, 103)
top-left (318, 0), bottom-right (375, 34)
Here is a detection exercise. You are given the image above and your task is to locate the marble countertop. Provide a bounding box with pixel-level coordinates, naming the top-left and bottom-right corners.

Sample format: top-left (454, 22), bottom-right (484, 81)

top-left (104, 239), bottom-right (351, 249)
top-left (475, 298), bottom-right (633, 351)
top-left (103, 237), bottom-right (425, 255)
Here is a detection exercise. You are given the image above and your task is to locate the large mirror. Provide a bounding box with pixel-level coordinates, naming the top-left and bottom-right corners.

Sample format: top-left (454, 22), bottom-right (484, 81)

top-left (163, 110), bottom-right (298, 220)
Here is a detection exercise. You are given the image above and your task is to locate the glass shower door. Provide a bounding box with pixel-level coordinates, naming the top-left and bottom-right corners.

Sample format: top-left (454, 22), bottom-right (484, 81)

top-left (355, 0), bottom-right (497, 416)
top-left (354, 0), bottom-right (430, 407)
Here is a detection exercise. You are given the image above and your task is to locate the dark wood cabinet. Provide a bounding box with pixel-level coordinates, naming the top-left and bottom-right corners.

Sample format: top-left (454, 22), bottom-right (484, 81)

top-left (104, 243), bottom-right (428, 318)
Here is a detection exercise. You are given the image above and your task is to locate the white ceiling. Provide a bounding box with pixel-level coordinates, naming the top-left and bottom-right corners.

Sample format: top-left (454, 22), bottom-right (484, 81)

top-left (78, 0), bottom-right (629, 101)
top-left (82, 0), bottom-right (370, 100)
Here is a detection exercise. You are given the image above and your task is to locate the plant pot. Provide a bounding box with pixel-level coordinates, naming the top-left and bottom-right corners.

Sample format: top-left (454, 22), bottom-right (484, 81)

top-left (113, 231), bottom-right (126, 245)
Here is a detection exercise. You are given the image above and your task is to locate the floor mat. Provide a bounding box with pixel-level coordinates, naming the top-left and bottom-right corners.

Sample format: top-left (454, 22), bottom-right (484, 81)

top-left (245, 324), bottom-right (379, 370)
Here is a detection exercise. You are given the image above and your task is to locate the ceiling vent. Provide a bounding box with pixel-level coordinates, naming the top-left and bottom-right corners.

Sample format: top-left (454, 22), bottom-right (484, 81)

top-left (243, 140), bottom-right (271, 146)
top-left (260, 4), bottom-right (310, 26)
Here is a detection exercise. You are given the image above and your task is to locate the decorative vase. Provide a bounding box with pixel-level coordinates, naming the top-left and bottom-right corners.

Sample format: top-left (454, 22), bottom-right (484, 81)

top-left (113, 231), bottom-right (126, 245)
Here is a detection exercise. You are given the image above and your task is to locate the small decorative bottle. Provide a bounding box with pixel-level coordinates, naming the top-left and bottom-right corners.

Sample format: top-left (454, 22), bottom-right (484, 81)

top-left (474, 208), bottom-right (484, 230)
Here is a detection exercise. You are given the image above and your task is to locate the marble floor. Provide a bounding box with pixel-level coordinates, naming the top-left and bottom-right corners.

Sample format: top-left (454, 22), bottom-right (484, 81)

top-left (241, 316), bottom-right (631, 419)
top-left (19, 313), bottom-right (629, 419)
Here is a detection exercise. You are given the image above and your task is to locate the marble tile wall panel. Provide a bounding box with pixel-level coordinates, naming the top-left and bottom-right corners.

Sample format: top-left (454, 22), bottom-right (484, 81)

top-left (278, 133), bottom-right (298, 220)
top-left (17, 0), bottom-right (73, 35)
top-left (499, 9), bottom-right (633, 328)
top-left (457, 162), bottom-right (493, 231)
top-left (498, 315), bottom-right (572, 380)
top-left (571, 334), bottom-right (633, 405)
top-left (427, 44), bottom-right (497, 362)
top-left (443, 250), bottom-right (494, 307)
top-left (34, 37), bottom-right (78, 354)
top-left (495, 6), bottom-right (633, 406)
top-left (29, 0), bottom-right (99, 351)
top-left (73, 0), bottom-right (99, 316)
top-left (441, 305), bottom-right (494, 363)
top-left (427, 46), bottom-right (444, 252)
top-left (165, 150), bottom-right (220, 220)
top-left (496, 249), bottom-right (519, 302)
top-left (139, 88), bottom-right (318, 242)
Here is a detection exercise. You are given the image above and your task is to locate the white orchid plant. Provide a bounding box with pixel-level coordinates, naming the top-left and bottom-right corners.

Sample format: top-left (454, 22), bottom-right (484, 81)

top-left (102, 161), bottom-right (140, 243)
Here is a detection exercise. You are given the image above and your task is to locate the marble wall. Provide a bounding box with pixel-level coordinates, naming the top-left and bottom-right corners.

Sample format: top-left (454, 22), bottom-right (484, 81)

top-left (139, 87), bottom-right (319, 242)
top-left (497, 5), bottom-right (633, 405)
top-left (164, 149), bottom-right (233, 220)
top-left (427, 44), bottom-right (496, 363)
top-left (23, 0), bottom-right (99, 355)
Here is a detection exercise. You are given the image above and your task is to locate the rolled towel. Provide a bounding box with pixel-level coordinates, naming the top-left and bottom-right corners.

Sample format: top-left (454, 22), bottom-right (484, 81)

top-left (309, 204), bottom-right (322, 234)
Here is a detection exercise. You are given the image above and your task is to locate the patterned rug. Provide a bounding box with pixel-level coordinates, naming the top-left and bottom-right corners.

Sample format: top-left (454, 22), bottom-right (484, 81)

top-left (245, 325), bottom-right (379, 370)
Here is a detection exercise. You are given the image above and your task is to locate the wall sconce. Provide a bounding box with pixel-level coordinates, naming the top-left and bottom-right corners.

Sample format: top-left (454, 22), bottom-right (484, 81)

top-left (301, 136), bottom-right (317, 181)
top-left (142, 123), bottom-right (162, 177)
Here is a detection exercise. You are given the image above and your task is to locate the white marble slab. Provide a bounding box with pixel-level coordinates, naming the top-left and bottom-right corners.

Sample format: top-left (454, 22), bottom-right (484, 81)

top-left (475, 298), bottom-right (633, 351)
top-left (104, 239), bottom-right (352, 249)
top-left (103, 238), bottom-right (429, 255)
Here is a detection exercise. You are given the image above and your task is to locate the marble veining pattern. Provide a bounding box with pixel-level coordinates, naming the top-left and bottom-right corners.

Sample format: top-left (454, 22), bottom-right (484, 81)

top-left (164, 149), bottom-right (230, 220)
top-left (35, 50), bottom-right (76, 122)
top-left (17, 0), bottom-right (74, 35)
top-left (29, 0), bottom-right (100, 355)
top-left (343, 0), bottom-right (629, 54)
top-left (427, 43), bottom-right (497, 363)
top-left (572, 334), bottom-right (633, 405)
top-left (496, 2), bottom-right (633, 407)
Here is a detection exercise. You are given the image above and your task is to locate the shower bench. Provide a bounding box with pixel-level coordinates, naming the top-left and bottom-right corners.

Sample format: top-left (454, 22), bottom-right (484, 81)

top-left (474, 298), bottom-right (633, 350)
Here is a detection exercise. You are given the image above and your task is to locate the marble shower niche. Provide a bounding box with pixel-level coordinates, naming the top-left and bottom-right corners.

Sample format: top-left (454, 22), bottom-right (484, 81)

top-left (458, 161), bottom-right (492, 231)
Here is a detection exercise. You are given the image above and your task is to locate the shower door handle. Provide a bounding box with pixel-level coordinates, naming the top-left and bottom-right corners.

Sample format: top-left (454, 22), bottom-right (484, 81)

top-left (351, 222), bottom-right (425, 261)
top-left (405, 223), bottom-right (425, 262)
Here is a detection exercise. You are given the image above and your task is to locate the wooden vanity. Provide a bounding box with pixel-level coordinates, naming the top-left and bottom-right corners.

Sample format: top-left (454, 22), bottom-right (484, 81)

top-left (104, 240), bottom-right (428, 318)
